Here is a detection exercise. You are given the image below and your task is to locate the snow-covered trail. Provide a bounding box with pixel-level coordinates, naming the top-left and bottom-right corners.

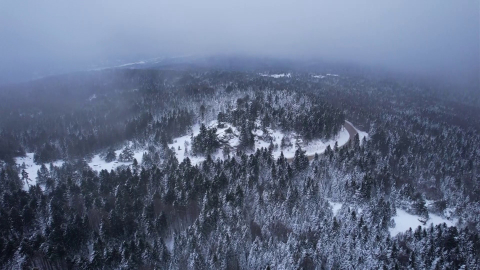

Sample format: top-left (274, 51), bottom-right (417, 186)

top-left (287, 120), bottom-right (366, 162)
top-left (342, 121), bottom-right (357, 144)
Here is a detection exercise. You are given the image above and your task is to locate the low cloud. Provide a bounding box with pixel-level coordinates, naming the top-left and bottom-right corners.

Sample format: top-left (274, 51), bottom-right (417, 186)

top-left (0, 0), bottom-right (478, 87)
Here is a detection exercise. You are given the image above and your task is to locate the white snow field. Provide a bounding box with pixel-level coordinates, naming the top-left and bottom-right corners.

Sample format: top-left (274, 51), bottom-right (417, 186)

top-left (168, 121), bottom-right (240, 165)
top-left (116, 60), bottom-right (146, 68)
top-left (168, 120), bottom-right (358, 165)
top-left (389, 209), bottom-right (457, 236)
top-left (88, 147), bottom-right (144, 172)
top-left (302, 127), bottom-right (350, 157)
top-left (15, 121), bottom-right (367, 187)
top-left (15, 153), bottom-right (64, 190)
top-left (16, 149), bottom-right (146, 189)
top-left (328, 200), bottom-right (343, 216)
top-left (259, 73), bottom-right (292, 78)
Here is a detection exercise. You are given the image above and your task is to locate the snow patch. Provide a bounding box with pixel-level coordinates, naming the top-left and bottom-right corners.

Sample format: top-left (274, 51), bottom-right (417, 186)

top-left (165, 236), bottom-right (174, 253)
top-left (116, 61), bottom-right (146, 68)
top-left (251, 126), bottom-right (350, 160)
top-left (15, 153), bottom-right (64, 190)
top-left (88, 147), bottom-right (145, 172)
top-left (389, 209), bottom-right (457, 236)
top-left (443, 207), bottom-right (455, 219)
top-left (168, 121), bottom-right (239, 166)
top-left (312, 75), bottom-right (325, 79)
top-left (259, 73), bottom-right (291, 78)
top-left (169, 120), bottom-right (355, 164)
top-left (303, 126), bottom-right (350, 157)
top-left (328, 201), bottom-right (343, 216)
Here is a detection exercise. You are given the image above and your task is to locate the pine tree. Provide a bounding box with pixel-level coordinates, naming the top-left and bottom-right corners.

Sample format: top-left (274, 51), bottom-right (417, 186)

top-left (105, 148), bottom-right (116, 163)
top-left (21, 169), bottom-right (30, 186)
top-left (239, 123), bottom-right (255, 151)
top-left (192, 124), bottom-right (220, 155)
top-left (36, 164), bottom-right (49, 185)
top-left (293, 147), bottom-right (309, 171)
top-left (118, 147), bottom-right (134, 162)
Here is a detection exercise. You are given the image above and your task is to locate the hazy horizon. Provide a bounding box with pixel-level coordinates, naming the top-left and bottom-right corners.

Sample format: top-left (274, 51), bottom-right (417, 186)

top-left (0, 0), bottom-right (478, 88)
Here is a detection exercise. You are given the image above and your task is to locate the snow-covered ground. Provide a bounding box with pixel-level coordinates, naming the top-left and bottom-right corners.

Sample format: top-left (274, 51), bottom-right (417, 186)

top-left (15, 121), bottom-right (365, 186)
top-left (259, 73), bottom-right (291, 78)
top-left (88, 147), bottom-right (144, 172)
top-left (15, 148), bottom-right (147, 189)
top-left (346, 120), bottom-right (369, 144)
top-left (168, 121), bottom-right (240, 165)
top-left (165, 236), bottom-right (175, 253)
top-left (168, 120), bottom-right (355, 165)
top-left (389, 209), bottom-right (457, 236)
top-left (326, 73), bottom-right (339, 77)
top-left (304, 127), bottom-right (350, 157)
top-left (250, 120), bottom-right (352, 160)
top-left (328, 201), bottom-right (343, 216)
top-left (15, 153), bottom-right (64, 190)
top-left (326, 201), bottom-right (456, 236)
top-left (116, 60), bottom-right (146, 68)
top-left (312, 75), bottom-right (325, 79)
top-left (257, 126), bottom-right (350, 160)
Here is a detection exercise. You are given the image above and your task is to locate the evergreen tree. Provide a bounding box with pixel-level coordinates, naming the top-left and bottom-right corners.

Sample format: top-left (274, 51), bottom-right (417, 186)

top-left (105, 148), bottom-right (117, 163)
top-left (293, 147), bottom-right (309, 171)
top-left (36, 164), bottom-right (49, 185)
top-left (118, 147), bottom-right (134, 162)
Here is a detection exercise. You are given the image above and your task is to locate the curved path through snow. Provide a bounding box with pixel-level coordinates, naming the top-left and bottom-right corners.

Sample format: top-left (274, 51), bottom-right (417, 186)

top-left (306, 121), bottom-right (358, 160)
top-left (342, 121), bottom-right (358, 143)
top-left (287, 120), bottom-right (360, 162)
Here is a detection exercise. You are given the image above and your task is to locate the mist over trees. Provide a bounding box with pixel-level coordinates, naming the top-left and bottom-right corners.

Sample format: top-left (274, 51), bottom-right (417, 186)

top-left (0, 0), bottom-right (478, 268)
top-left (0, 1), bottom-right (478, 93)
top-left (0, 66), bottom-right (478, 269)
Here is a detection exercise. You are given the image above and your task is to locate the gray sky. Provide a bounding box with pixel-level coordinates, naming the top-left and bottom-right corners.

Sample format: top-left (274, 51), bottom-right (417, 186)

top-left (0, 0), bottom-right (478, 86)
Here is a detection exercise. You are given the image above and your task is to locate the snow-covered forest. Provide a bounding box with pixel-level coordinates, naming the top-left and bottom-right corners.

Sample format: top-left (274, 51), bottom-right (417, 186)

top-left (0, 68), bottom-right (479, 269)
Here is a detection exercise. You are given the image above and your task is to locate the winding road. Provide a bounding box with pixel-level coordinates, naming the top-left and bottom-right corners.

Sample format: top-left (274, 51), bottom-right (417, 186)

top-left (343, 121), bottom-right (359, 145)
top-left (288, 121), bottom-right (359, 162)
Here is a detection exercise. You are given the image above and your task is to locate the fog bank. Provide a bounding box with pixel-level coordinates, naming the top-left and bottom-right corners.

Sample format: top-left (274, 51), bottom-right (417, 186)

top-left (0, 0), bottom-right (478, 87)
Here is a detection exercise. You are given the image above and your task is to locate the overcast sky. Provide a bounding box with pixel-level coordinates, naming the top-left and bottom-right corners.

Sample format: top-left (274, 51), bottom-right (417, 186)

top-left (0, 0), bottom-right (478, 86)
